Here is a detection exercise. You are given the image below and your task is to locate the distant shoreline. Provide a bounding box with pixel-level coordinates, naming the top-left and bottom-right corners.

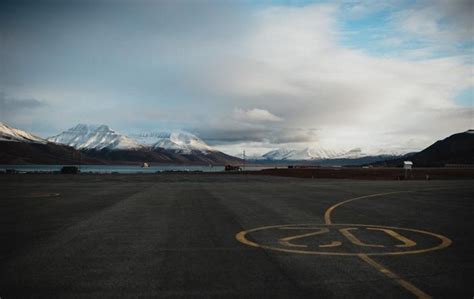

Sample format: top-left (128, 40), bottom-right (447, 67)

top-left (2, 166), bottom-right (474, 180)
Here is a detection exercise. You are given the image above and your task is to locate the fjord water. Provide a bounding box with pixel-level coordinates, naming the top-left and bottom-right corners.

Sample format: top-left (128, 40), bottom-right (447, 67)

top-left (0, 164), bottom-right (228, 173)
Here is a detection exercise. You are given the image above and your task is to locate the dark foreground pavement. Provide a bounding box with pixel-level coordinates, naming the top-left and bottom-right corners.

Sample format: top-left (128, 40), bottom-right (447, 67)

top-left (0, 174), bottom-right (473, 298)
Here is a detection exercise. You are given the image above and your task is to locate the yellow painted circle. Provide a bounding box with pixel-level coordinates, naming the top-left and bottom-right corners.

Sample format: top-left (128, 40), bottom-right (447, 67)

top-left (236, 223), bottom-right (451, 256)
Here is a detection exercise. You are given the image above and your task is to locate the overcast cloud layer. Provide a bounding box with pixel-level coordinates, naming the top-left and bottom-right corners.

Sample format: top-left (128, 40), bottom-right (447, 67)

top-left (1, 0), bottom-right (472, 156)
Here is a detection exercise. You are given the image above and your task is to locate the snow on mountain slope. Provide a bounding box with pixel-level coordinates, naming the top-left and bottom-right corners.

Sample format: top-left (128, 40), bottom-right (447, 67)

top-left (131, 131), bottom-right (215, 154)
top-left (261, 146), bottom-right (405, 160)
top-left (0, 122), bottom-right (46, 144)
top-left (48, 124), bottom-right (216, 153)
top-left (48, 124), bottom-right (142, 150)
top-left (337, 148), bottom-right (367, 159)
top-left (261, 148), bottom-right (294, 160)
top-left (371, 148), bottom-right (415, 157)
top-left (262, 147), bottom-right (344, 160)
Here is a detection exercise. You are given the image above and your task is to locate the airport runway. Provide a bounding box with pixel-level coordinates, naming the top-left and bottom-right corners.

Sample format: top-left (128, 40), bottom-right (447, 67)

top-left (0, 174), bottom-right (473, 298)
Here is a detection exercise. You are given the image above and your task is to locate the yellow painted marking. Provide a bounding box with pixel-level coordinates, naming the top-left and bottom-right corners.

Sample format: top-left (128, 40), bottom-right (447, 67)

top-left (323, 190), bottom-right (443, 299)
top-left (323, 187), bottom-right (449, 225)
top-left (236, 223), bottom-right (451, 256)
top-left (367, 227), bottom-right (417, 248)
top-left (339, 227), bottom-right (384, 247)
top-left (236, 188), bottom-right (453, 299)
top-left (324, 191), bottom-right (412, 224)
top-left (278, 227), bottom-right (342, 248)
top-left (358, 254), bottom-right (432, 299)
top-left (279, 228), bottom-right (329, 248)
top-left (318, 241), bottom-right (342, 248)
top-left (279, 226), bottom-right (327, 230)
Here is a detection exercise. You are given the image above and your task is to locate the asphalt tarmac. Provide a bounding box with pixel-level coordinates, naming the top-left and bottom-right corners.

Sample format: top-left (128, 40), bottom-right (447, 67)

top-left (0, 174), bottom-right (473, 298)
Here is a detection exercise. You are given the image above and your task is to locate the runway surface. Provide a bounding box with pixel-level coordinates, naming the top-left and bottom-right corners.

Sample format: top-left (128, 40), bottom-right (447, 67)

top-left (0, 174), bottom-right (473, 298)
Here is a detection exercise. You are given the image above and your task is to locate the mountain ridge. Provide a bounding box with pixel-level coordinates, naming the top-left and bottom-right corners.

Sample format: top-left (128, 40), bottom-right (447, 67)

top-left (47, 124), bottom-right (143, 150)
top-left (130, 131), bottom-right (216, 154)
top-left (49, 124), bottom-right (218, 154)
top-left (0, 122), bottom-right (46, 144)
top-left (1, 122), bottom-right (472, 166)
top-left (259, 146), bottom-right (409, 161)
top-left (376, 130), bottom-right (474, 167)
top-left (1, 122), bottom-right (241, 165)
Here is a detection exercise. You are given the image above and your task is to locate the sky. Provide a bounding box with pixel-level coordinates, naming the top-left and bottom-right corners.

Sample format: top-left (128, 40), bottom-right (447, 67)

top-left (1, 0), bottom-right (473, 156)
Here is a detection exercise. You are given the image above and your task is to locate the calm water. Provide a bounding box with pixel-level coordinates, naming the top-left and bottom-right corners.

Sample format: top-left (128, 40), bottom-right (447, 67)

top-left (0, 164), bottom-right (271, 174)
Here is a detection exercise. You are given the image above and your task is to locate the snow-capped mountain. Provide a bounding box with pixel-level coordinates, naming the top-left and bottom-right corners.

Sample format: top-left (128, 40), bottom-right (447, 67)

top-left (47, 124), bottom-right (217, 154)
top-left (262, 147), bottom-right (347, 160)
top-left (371, 148), bottom-right (416, 157)
top-left (131, 131), bottom-right (215, 154)
top-left (0, 122), bottom-right (46, 144)
top-left (260, 146), bottom-right (401, 161)
top-left (337, 148), bottom-right (367, 159)
top-left (0, 122), bottom-right (240, 165)
top-left (47, 124), bottom-right (142, 150)
top-left (376, 129), bottom-right (474, 166)
top-left (0, 122), bottom-right (102, 164)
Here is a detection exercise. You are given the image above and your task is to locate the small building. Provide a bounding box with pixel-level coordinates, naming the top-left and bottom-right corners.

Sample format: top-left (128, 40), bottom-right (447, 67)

top-left (403, 161), bottom-right (413, 170)
top-left (225, 165), bottom-right (242, 171)
top-left (60, 166), bottom-right (79, 174)
top-left (403, 161), bottom-right (413, 179)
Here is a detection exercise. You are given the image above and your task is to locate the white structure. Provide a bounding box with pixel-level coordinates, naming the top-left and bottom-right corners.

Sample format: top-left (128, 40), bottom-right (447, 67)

top-left (403, 161), bottom-right (413, 170)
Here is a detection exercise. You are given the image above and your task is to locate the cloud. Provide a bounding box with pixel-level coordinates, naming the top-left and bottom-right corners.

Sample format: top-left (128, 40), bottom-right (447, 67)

top-left (1, 1), bottom-right (472, 156)
top-left (340, 0), bottom-right (400, 18)
top-left (0, 93), bottom-right (47, 112)
top-left (385, 0), bottom-right (474, 58)
top-left (231, 8), bottom-right (467, 102)
top-left (395, 0), bottom-right (474, 42)
top-left (0, 92), bottom-right (51, 136)
top-left (198, 3), bottom-right (472, 153)
top-left (233, 108), bottom-right (283, 123)
top-left (198, 125), bottom-right (318, 144)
